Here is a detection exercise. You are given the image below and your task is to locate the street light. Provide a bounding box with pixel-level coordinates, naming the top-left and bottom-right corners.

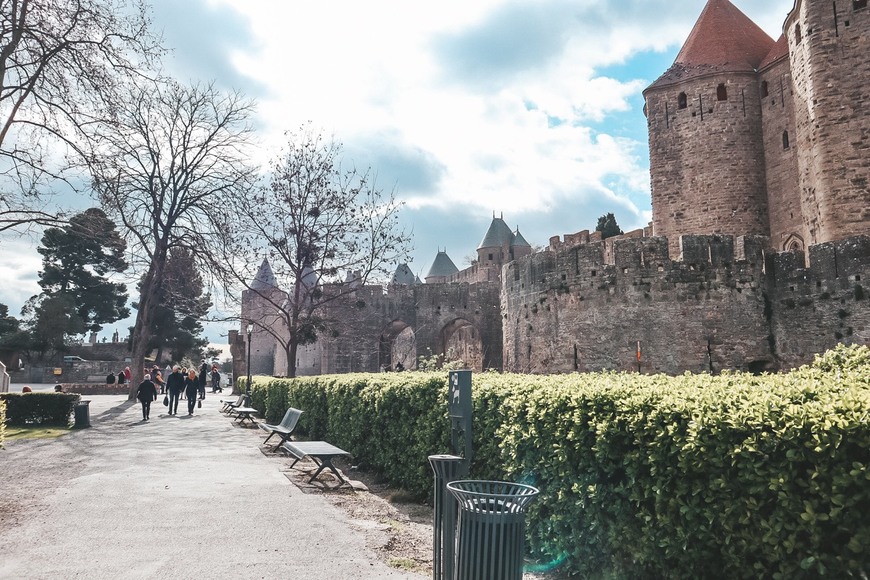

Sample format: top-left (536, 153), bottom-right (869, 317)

top-left (246, 322), bottom-right (253, 396)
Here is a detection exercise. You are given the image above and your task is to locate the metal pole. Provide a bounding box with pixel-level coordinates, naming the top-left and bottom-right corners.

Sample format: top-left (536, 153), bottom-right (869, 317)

top-left (429, 454), bottom-right (468, 580)
top-left (246, 322), bottom-right (253, 395)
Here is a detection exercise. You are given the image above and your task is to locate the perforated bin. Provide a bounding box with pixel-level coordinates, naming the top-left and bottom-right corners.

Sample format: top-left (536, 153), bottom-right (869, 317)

top-left (446, 480), bottom-right (539, 580)
top-left (73, 400), bottom-right (91, 428)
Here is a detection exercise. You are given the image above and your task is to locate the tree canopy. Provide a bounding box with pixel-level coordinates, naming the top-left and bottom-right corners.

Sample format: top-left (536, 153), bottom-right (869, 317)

top-left (144, 247), bottom-right (212, 363)
top-left (36, 208), bottom-right (129, 332)
top-left (0, 0), bottom-right (162, 232)
top-left (89, 79), bottom-right (256, 396)
top-left (595, 212), bottom-right (624, 239)
top-left (224, 124), bottom-right (411, 378)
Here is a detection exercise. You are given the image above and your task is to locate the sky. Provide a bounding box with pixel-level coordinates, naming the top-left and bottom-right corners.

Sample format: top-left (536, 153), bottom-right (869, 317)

top-left (0, 0), bottom-right (794, 351)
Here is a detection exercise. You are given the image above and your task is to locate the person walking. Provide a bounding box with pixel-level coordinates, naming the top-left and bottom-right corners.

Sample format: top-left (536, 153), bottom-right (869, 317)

top-left (210, 366), bottom-right (222, 393)
top-left (135, 374), bottom-right (158, 421)
top-left (184, 370), bottom-right (199, 416)
top-left (165, 366), bottom-right (185, 416)
top-left (152, 365), bottom-right (166, 394)
top-left (198, 360), bottom-right (208, 399)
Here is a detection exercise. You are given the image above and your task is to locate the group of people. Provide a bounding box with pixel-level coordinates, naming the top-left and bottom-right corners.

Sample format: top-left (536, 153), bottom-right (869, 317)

top-left (105, 366), bottom-right (133, 385)
top-left (133, 360), bottom-right (224, 421)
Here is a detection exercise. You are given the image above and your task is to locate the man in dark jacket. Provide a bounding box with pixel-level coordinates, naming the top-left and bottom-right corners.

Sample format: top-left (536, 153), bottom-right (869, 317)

top-left (165, 366), bottom-right (185, 416)
top-left (135, 374), bottom-right (158, 421)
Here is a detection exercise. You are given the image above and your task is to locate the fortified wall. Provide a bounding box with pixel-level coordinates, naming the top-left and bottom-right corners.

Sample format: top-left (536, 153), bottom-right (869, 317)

top-left (289, 280), bottom-right (503, 375)
top-left (502, 234), bottom-right (870, 374)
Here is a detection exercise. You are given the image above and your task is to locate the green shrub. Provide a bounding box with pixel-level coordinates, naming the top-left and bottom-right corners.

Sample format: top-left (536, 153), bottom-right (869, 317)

top-left (250, 354), bottom-right (870, 578)
top-left (0, 399), bottom-right (5, 447)
top-left (0, 392), bottom-right (80, 426)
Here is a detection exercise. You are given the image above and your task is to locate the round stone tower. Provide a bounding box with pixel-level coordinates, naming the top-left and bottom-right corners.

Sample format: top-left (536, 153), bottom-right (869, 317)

top-left (785, 0), bottom-right (870, 245)
top-left (643, 0), bottom-right (775, 257)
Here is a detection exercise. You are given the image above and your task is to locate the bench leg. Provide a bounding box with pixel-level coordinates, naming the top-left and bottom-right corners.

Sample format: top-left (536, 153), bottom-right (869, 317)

top-left (270, 432), bottom-right (293, 453)
top-left (309, 456), bottom-right (346, 485)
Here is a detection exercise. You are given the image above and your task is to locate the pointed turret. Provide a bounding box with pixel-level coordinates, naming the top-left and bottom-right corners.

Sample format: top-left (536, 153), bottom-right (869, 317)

top-left (647, 0), bottom-right (774, 90)
top-left (250, 258), bottom-right (278, 291)
top-left (478, 214), bottom-right (514, 250)
top-left (425, 250), bottom-right (459, 284)
top-left (510, 228), bottom-right (532, 260)
top-left (391, 263), bottom-right (418, 286)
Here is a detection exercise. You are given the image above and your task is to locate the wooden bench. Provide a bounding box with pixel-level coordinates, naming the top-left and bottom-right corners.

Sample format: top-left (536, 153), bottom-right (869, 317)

top-left (258, 407), bottom-right (303, 452)
top-left (282, 441), bottom-right (351, 485)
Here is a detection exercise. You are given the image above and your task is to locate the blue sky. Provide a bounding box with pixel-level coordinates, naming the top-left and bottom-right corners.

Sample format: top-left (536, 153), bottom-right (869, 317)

top-left (0, 0), bottom-right (794, 347)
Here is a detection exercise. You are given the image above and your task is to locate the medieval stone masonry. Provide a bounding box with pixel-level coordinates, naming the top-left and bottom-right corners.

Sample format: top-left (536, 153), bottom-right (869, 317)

top-left (236, 0), bottom-right (869, 378)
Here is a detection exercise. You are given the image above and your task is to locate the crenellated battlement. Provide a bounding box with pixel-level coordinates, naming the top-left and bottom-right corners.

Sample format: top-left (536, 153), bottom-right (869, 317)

top-left (502, 234), bottom-right (870, 375)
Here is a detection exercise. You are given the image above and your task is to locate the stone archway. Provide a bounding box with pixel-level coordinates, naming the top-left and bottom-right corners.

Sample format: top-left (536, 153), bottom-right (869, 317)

top-left (379, 319), bottom-right (416, 371)
top-left (440, 318), bottom-right (483, 371)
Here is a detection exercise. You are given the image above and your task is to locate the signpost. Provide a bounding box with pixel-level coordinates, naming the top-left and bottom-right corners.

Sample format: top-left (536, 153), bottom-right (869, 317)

top-left (430, 369), bottom-right (473, 580)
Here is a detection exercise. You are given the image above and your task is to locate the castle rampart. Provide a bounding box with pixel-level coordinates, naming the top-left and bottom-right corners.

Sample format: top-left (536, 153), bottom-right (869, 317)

top-left (502, 234), bottom-right (870, 375)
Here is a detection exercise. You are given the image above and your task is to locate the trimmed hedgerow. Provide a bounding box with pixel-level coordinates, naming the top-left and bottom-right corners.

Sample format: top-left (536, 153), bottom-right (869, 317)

top-left (0, 399), bottom-right (5, 447)
top-left (0, 392), bottom-right (80, 426)
top-left (249, 345), bottom-right (870, 578)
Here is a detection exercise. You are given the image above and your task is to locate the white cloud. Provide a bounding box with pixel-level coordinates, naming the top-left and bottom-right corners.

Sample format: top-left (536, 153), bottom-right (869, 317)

top-left (0, 237), bottom-right (42, 315)
top-left (0, 0), bottom-right (796, 332)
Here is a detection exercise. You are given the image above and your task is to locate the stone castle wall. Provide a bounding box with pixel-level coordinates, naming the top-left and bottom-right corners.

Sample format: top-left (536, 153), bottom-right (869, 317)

top-left (646, 72), bottom-right (771, 256)
top-left (315, 281), bottom-right (503, 374)
top-left (759, 56), bottom-right (803, 250)
top-left (787, 1), bottom-right (870, 246)
top-left (502, 234), bottom-right (870, 375)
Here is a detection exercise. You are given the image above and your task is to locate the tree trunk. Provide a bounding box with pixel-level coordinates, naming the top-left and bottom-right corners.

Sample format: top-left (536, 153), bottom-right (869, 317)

top-left (288, 339), bottom-right (298, 379)
top-left (127, 243), bottom-right (168, 398)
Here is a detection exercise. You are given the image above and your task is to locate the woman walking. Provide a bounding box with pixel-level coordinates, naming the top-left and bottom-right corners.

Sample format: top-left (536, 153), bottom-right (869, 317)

top-left (136, 374), bottom-right (158, 421)
top-left (184, 369), bottom-right (199, 416)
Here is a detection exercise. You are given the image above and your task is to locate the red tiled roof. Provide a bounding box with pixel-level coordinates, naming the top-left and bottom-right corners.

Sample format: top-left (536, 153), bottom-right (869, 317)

top-left (759, 34), bottom-right (789, 70)
top-left (646, 0), bottom-right (775, 91)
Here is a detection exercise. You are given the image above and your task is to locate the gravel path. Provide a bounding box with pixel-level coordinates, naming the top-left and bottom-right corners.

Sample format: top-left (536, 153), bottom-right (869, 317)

top-left (0, 395), bottom-right (422, 579)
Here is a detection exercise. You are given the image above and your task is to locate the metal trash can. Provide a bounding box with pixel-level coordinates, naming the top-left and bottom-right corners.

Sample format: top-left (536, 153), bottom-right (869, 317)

top-left (447, 480), bottom-right (539, 580)
top-left (73, 400), bottom-right (91, 428)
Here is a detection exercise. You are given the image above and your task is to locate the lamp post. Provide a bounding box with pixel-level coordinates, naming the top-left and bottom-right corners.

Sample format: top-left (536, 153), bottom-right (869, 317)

top-left (246, 322), bottom-right (253, 395)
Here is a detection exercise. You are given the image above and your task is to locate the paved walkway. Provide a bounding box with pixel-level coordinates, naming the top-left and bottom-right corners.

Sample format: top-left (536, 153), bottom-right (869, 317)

top-left (0, 394), bottom-right (422, 579)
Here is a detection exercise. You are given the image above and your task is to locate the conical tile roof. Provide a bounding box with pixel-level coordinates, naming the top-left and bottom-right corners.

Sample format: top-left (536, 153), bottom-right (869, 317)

top-left (478, 216), bottom-right (515, 249)
top-left (511, 228), bottom-right (531, 248)
top-left (250, 258), bottom-right (278, 291)
top-left (759, 33), bottom-right (789, 70)
top-left (426, 251), bottom-right (459, 278)
top-left (391, 263), bottom-right (418, 285)
top-left (646, 0), bottom-right (774, 91)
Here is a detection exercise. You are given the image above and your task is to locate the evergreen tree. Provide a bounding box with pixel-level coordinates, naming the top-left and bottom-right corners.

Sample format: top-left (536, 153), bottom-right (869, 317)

top-left (143, 247), bottom-right (211, 362)
top-left (595, 212), bottom-right (624, 239)
top-left (0, 303), bottom-right (27, 350)
top-left (35, 208), bottom-right (129, 332)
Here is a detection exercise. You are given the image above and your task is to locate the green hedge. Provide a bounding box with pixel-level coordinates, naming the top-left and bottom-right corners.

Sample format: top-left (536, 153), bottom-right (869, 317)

top-left (248, 345), bottom-right (870, 578)
top-left (0, 399), bottom-right (5, 447)
top-left (0, 392), bottom-right (81, 426)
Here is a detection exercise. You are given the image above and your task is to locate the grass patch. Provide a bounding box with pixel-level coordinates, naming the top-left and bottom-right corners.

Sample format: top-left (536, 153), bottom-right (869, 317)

top-left (4, 426), bottom-right (70, 441)
top-left (388, 557), bottom-right (420, 572)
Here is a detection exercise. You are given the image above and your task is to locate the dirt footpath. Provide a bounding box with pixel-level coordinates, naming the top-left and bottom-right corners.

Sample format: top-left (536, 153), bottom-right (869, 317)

top-left (0, 395), bottom-right (423, 579)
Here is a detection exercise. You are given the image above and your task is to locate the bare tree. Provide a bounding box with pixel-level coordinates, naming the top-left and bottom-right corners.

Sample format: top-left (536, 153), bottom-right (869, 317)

top-left (0, 0), bottom-right (162, 232)
top-left (223, 125), bottom-right (412, 378)
top-left (89, 79), bottom-right (256, 397)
